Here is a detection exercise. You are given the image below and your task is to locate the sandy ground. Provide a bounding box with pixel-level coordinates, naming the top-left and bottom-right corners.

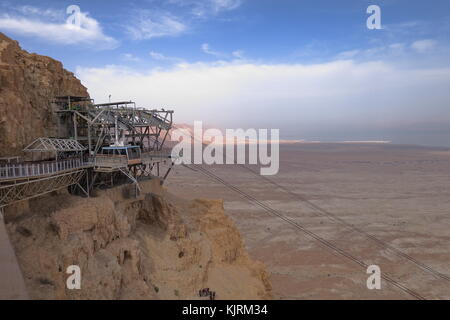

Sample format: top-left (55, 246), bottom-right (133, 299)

top-left (164, 143), bottom-right (450, 300)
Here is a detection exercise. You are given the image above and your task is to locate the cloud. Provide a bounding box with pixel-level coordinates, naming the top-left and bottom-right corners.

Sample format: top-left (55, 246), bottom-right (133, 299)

top-left (232, 50), bottom-right (245, 59)
top-left (124, 1), bottom-right (242, 41)
top-left (208, 0), bottom-right (242, 14)
top-left (201, 43), bottom-right (226, 57)
top-left (411, 39), bottom-right (437, 53)
top-left (76, 59), bottom-right (450, 133)
top-left (121, 53), bottom-right (141, 62)
top-left (0, 7), bottom-right (118, 49)
top-left (15, 5), bottom-right (63, 21)
top-left (201, 43), bottom-right (245, 61)
top-left (335, 39), bottom-right (440, 61)
top-left (336, 50), bottom-right (360, 59)
top-left (127, 11), bottom-right (187, 40)
top-left (168, 0), bottom-right (242, 17)
top-left (388, 43), bottom-right (405, 51)
top-left (149, 51), bottom-right (183, 62)
top-left (149, 51), bottom-right (169, 60)
top-left (383, 20), bottom-right (435, 38)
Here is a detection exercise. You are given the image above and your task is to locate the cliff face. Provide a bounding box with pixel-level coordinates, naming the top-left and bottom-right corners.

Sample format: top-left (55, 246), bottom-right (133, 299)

top-left (0, 32), bottom-right (88, 157)
top-left (5, 180), bottom-right (271, 299)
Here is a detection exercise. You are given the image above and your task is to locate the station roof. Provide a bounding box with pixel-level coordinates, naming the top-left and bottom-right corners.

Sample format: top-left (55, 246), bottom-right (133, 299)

top-left (24, 138), bottom-right (87, 152)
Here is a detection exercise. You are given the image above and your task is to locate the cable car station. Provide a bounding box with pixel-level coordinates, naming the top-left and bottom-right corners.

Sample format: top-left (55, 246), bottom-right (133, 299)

top-left (0, 96), bottom-right (175, 209)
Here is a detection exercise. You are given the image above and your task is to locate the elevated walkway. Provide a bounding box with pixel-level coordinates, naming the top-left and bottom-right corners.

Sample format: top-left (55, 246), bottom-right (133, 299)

top-left (0, 158), bottom-right (92, 182)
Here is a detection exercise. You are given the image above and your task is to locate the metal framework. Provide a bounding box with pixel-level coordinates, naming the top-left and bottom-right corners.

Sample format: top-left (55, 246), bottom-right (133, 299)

top-left (24, 138), bottom-right (87, 152)
top-left (0, 170), bottom-right (86, 208)
top-left (119, 167), bottom-right (141, 193)
top-left (0, 96), bottom-right (175, 209)
top-left (53, 99), bottom-right (173, 156)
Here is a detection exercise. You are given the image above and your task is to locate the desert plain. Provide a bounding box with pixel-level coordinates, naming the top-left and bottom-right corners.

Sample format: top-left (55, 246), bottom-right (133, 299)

top-left (165, 143), bottom-right (450, 300)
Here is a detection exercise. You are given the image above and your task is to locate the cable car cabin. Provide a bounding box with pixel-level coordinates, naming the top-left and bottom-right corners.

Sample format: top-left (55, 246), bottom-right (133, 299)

top-left (100, 146), bottom-right (142, 166)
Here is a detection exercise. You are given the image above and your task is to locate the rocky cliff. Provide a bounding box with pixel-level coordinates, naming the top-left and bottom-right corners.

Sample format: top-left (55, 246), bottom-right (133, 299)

top-left (0, 32), bottom-right (88, 157)
top-left (5, 180), bottom-right (271, 299)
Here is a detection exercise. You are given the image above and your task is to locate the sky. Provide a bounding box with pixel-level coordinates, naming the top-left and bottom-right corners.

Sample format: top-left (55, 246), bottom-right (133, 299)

top-left (1, 0), bottom-right (450, 146)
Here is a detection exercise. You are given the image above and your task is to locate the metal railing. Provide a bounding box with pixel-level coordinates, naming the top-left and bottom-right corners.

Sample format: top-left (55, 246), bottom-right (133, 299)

top-left (0, 158), bottom-right (90, 180)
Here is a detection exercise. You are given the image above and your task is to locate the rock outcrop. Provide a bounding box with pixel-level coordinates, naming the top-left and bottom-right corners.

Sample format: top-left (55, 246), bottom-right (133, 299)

top-left (0, 32), bottom-right (88, 157)
top-left (5, 180), bottom-right (271, 299)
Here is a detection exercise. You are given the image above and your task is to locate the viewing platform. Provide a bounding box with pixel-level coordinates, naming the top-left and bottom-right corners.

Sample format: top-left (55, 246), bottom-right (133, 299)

top-left (0, 158), bottom-right (92, 182)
